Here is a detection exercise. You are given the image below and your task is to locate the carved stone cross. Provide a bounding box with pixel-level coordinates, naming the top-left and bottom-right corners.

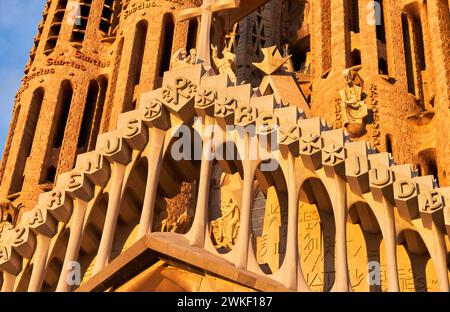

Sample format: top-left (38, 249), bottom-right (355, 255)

top-left (177, 0), bottom-right (240, 68)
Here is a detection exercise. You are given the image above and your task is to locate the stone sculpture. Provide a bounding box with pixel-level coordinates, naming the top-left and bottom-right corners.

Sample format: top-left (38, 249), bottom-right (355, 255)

top-left (171, 48), bottom-right (198, 70)
top-left (211, 195), bottom-right (240, 249)
top-left (339, 68), bottom-right (368, 137)
top-left (211, 25), bottom-right (238, 85)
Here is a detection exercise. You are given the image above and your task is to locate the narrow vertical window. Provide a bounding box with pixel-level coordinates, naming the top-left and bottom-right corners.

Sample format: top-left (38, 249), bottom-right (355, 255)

top-left (133, 21), bottom-right (148, 86)
top-left (413, 17), bottom-right (426, 71)
top-left (426, 159), bottom-right (439, 185)
top-left (348, 0), bottom-right (360, 33)
top-left (71, 0), bottom-right (93, 48)
top-left (350, 49), bottom-right (361, 66)
top-left (376, 0), bottom-right (389, 75)
top-left (99, 0), bottom-right (122, 39)
top-left (125, 20), bottom-right (148, 111)
top-left (321, 0), bottom-right (331, 75)
top-left (158, 14), bottom-right (175, 78)
top-left (77, 77), bottom-right (108, 153)
top-left (9, 88), bottom-right (44, 194)
top-left (77, 80), bottom-right (99, 152)
top-left (385, 134), bottom-right (393, 155)
top-left (44, 0), bottom-right (68, 54)
top-left (186, 18), bottom-right (198, 51)
top-left (53, 81), bottom-right (73, 148)
top-left (402, 13), bottom-right (415, 95)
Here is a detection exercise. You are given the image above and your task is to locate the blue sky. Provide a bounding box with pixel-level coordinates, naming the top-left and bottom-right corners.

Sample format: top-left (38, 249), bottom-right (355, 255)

top-left (0, 0), bottom-right (46, 154)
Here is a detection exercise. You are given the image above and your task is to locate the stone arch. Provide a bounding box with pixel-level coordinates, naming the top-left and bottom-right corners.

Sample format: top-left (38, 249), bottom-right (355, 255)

top-left (396, 229), bottom-right (439, 292)
top-left (151, 126), bottom-right (201, 234)
top-left (78, 193), bottom-right (108, 283)
top-left (297, 177), bottom-right (335, 292)
top-left (41, 229), bottom-right (70, 292)
top-left (251, 159), bottom-right (288, 275)
top-left (347, 201), bottom-right (385, 291)
top-left (208, 140), bottom-right (244, 255)
top-left (110, 158), bottom-right (148, 260)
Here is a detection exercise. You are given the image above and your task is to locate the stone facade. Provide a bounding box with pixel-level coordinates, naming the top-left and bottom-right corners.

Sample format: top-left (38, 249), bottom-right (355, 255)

top-left (0, 0), bottom-right (448, 292)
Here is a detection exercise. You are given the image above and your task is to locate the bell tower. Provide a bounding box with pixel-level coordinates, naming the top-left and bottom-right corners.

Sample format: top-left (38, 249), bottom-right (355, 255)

top-left (0, 0), bottom-right (200, 214)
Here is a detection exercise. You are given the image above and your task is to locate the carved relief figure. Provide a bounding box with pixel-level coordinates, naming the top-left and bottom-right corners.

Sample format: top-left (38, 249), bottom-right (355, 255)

top-left (187, 48), bottom-right (198, 65)
top-left (211, 193), bottom-right (240, 249)
top-left (171, 48), bottom-right (198, 70)
top-left (211, 24), bottom-right (238, 85)
top-left (155, 182), bottom-right (196, 234)
top-left (0, 200), bottom-right (20, 226)
top-left (339, 68), bottom-right (368, 137)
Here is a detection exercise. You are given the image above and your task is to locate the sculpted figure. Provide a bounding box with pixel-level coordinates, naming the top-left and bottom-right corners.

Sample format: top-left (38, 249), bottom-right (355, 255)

top-left (171, 48), bottom-right (189, 70)
top-left (171, 48), bottom-right (199, 70)
top-left (186, 48), bottom-right (198, 65)
top-left (211, 196), bottom-right (240, 249)
top-left (0, 200), bottom-right (19, 225)
top-left (211, 44), bottom-right (237, 85)
top-left (339, 68), bottom-right (368, 137)
top-left (211, 24), bottom-right (238, 85)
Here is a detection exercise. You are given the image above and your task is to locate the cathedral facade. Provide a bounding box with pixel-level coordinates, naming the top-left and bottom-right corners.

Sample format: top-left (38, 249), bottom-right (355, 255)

top-left (0, 0), bottom-right (448, 292)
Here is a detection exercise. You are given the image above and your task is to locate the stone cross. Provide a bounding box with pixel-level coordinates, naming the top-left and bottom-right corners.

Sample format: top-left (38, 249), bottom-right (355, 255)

top-left (177, 0), bottom-right (240, 68)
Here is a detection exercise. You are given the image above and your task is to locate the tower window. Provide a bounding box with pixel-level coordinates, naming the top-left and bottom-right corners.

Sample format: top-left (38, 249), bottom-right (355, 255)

top-left (158, 14), bottom-right (175, 78)
top-left (402, 13), bottom-right (416, 95)
top-left (348, 0), bottom-right (360, 33)
top-left (70, 0), bottom-right (93, 47)
top-left (53, 81), bottom-right (73, 148)
top-left (186, 18), bottom-right (198, 52)
top-left (124, 20), bottom-right (148, 112)
top-left (385, 134), bottom-right (393, 155)
top-left (9, 88), bottom-right (45, 194)
top-left (99, 0), bottom-right (122, 38)
top-left (132, 21), bottom-right (148, 86)
top-left (376, 0), bottom-right (389, 75)
top-left (77, 80), bottom-right (99, 151)
top-left (350, 49), bottom-right (361, 66)
top-left (44, 0), bottom-right (68, 54)
top-left (77, 77), bottom-right (108, 153)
